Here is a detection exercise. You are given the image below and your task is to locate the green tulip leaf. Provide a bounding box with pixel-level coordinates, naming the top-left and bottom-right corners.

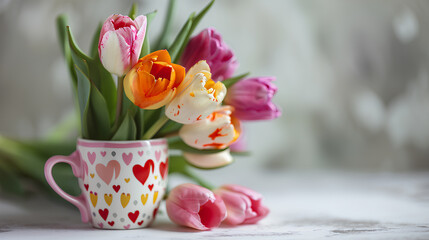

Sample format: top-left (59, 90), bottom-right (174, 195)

top-left (128, 2), bottom-right (138, 20)
top-left (168, 13), bottom-right (194, 62)
top-left (134, 108), bottom-right (145, 140)
top-left (0, 166), bottom-right (24, 195)
top-left (111, 112), bottom-right (137, 141)
top-left (89, 23), bottom-right (102, 59)
top-left (74, 64), bottom-right (91, 138)
top-left (140, 10), bottom-right (158, 58)
top-left (155, 0), bottom-right (177, 50)
top-left (173, 0), bottom-right (215, 63)
top-left (56, 15), bottom-right (77, 89)
top-left (155, 119), bottom-right (182, 138)
top-left (222, 72), bottom-right (250, 88)
top-left (87, 81), bottom-right (112, 140)
top-left (88, 60), bottom-right (117, 125)
top-left (67, 26), bottom-right (92, 75)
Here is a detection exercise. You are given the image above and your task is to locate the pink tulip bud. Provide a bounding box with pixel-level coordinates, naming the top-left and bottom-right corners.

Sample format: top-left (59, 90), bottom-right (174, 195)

top-left (166, 183), bottom-right (227, 230)
top-left (98, 14), bottom-right (147, 76)
top-left (224, 77), bottom-right (281, 121)
top-left (180, 28), bottom-right (238, 81)
top-left (214, 184), bottom-right (269, 225)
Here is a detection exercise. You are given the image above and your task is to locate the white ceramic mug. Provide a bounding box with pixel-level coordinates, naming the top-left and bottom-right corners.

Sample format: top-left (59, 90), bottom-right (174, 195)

top-left (44, 138), bottom-right (168, 229)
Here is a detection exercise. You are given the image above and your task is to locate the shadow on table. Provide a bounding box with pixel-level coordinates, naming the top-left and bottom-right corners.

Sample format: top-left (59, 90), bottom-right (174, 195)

top-left (0, 194), bottom-right (197, 233)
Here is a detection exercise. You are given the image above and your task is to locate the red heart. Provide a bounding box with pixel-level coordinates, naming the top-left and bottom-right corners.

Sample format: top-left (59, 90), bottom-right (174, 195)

top-left (128, 210), bottom-right (139, 223)
top-left (148, 184), bottom-right (154, 191)
top-left (132, 160), bottom-right (154, 186)
top-left (98, 208), bottom-right (109, 221)
top-left (138, 220), bottom-right (144, 226)
top-left (113, 185), bottom-right (120, 192)
top-left (159, 158), bottom-right (168, 180)
top-left (84, 184), bottom-right (89, 191)
top-left (108, 221), bottom-right (114, 226)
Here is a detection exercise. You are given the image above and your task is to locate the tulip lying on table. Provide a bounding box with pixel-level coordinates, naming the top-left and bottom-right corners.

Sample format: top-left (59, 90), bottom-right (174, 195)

top-left (166, 183), bottom-right (226, 230)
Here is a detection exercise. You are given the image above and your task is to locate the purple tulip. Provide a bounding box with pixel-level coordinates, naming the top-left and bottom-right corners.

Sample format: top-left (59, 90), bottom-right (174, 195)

top-left (225, 77), bottom-right (281, 121)
top-left (98, 14), bottom-right (147, 76)
top-left (180, 28), bottom-right (238, 81)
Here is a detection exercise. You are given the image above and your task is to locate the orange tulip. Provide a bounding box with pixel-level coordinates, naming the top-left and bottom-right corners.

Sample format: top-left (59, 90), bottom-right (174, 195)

top-left (124, 50), bottom-right (186, 109)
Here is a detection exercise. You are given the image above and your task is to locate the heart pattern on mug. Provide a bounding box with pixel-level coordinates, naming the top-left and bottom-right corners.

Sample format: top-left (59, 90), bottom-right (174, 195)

top-left (87, 152), bottom-right (96, 165)
top-left (96, 160), bottom-right (121, 185)
top-left (121, 193), bottom-right (130, 208)
top-left (122, 153), bottom-right (133, 166)
top-left (75, 140), bottom-right (168, 229)
top-left (99, 208), bottom-right (109, 221)
top-left (155, 150), bottom-right (161, 162)
top-left (153, 191), bottom-right (158, 204)
top-left (82, 161), bottom-right (89, 180)
top-left (128, 210), bottom-right (139, 223)
top-left (113, 185), bottom-right (121, 193)
top-left (132, 160), bottom-right (154, 186)
top-left (90, 191), bottom-right (98, 207)
top-left (141, 193), bottom-right (148, 205)
top-left (104, 194), bottom-right (113, 206)
top-left (159, 158), bottom-right (168, 180)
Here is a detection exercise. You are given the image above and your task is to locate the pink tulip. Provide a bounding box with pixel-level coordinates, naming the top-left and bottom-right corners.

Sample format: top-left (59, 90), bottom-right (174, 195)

top-left (98, 14), bottom-right (147, 76)
top-left (224, 77), bottom-right (281, 121)
top-left (214, 184), bottom-right (269, 225)
top-left (180, 28), bottom-right (238, 81)
top-left (166, 183), bottom-right (227, 230)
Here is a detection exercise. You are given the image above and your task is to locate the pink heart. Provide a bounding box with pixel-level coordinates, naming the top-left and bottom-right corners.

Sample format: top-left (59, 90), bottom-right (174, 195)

top-left (96, 160), bottom-right (121, 185)
top-left (163, 148), bottom-right (168, 154)
top-left (138, 151), bottom-right (144, 157)
top-left (87, 152), bottom-right (96, 165)
top-left (82, 161), bottom-right (88, 181)
top-left (122, 152), bottom-right (133, 166)
top-left (98, 223), bottom-right (103, 228)
top-left (155, 150), bottom-right (161, 162)
top-left (100, 151), bottom-right (107, 157)
top-left (123, 224), bottom-right (130, 229)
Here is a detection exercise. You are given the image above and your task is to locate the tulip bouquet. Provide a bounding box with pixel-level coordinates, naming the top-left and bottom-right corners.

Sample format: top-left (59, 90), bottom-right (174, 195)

top-left (0, 0), bottom-right (280, 230)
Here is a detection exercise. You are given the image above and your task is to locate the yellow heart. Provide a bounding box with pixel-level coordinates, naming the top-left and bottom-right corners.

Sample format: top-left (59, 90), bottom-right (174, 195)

top-left (90, 192), bottom-right (98, 207)
top-left (153, 191), bottom-right (159, 204)
top-left (154, 176), bottom-right (158, 180)
top-left (90, 173), bottom-right (95, 178)
top-left (124, 178), bottom-right (130, 183)
top-left (141, 193), bottom-right (148, 205)
top-left (121, 193), bottom-right (130, 208)
top-left (104, 194), bottom-right (113, 206)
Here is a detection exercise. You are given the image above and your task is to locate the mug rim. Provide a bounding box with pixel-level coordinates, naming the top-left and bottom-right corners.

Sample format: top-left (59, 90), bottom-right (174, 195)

top-left (77, 138), bottom-right (168, 148)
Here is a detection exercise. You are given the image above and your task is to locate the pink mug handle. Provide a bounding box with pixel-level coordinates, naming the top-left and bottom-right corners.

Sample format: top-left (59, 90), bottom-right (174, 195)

top-left (44, 151), bottom-right (91, 223)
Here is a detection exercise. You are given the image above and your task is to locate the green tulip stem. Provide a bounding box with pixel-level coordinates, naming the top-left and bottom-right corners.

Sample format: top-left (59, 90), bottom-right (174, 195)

top-left (182, 169), bottom-right (215, 190)
top-left (114, 75), bottom-right (125, 130)
top-left (141, 113), bottom-right (169, 140)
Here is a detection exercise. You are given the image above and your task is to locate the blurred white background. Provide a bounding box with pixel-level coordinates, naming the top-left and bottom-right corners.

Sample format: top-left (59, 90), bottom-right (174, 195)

top-left (0, 0), bottom-right (428, 172)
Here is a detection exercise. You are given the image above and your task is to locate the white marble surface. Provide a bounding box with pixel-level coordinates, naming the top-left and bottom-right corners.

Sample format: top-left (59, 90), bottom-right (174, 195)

top-left (1, 171), bottom-right (429, 239)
